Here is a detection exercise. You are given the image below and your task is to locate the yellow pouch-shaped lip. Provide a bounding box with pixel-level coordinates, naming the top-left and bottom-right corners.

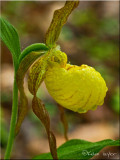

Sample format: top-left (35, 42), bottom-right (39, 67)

top-left (44, 64), bottom-right (108, 113)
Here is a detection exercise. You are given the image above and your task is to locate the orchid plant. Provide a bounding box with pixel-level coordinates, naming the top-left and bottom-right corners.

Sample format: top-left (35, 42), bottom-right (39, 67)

top-left (0, 1), bottom-right (119, 160)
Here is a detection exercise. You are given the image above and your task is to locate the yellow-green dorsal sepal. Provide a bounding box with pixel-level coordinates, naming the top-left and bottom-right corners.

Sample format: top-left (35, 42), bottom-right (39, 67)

top-left (45, 1), bottom-right (79, 48)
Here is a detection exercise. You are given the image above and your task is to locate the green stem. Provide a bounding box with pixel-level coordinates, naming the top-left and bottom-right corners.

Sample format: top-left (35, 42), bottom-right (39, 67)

top-left (4, 77), bottom-right (18, 159)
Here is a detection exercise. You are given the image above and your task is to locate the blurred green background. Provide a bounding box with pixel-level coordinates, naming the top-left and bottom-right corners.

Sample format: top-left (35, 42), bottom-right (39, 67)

top-left (1, 1), bottom-right (119, 159)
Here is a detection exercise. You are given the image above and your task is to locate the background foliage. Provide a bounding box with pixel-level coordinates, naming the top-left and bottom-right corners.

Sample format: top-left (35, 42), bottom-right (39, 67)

top-left (1, 1), bottom-right (119, 159)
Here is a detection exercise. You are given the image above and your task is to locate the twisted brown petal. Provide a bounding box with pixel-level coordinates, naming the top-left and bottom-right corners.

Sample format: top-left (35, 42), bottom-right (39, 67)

top-left (32, 96), bottom-right (58, 159)
top-left (58, 105), bottom-right (68, 141)
top-left (28, 58), bottom-right (46, 95)
top-left (15, 51), bottom-right (45, 135)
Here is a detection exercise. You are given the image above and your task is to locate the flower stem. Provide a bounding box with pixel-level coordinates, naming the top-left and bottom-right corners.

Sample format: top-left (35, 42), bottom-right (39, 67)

top-left (4, 78), bottom-right (18, 159)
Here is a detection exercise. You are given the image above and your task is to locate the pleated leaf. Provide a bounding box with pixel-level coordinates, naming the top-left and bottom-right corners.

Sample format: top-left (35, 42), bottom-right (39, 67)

top-left (0, 17), bottom-right (21, 71)
top-left (33, 139), bottom-right (120, 159)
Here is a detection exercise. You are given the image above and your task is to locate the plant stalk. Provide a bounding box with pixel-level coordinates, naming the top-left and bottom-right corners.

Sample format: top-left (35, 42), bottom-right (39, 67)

top-left (4, 77), bottom-right (18, 159)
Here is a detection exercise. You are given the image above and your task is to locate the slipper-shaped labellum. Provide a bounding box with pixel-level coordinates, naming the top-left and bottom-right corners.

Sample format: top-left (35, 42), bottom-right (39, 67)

top-left (44, 51), bottom-right (108, 113)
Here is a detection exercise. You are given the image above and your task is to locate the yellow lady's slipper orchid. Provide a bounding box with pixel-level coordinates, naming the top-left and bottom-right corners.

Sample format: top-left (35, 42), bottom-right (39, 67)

top-left (44, 51), bottom-right (108, 113)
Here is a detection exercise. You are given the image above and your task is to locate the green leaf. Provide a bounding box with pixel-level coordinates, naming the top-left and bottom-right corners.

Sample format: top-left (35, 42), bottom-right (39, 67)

top-left (45, 1), bottom-right (79, 48)
top-left (19, 43), bottom-right (49, 64)
top-left (15, 51), bottom-right (47, 135)
top-left (0, 17), bottom-right (21, 71)
top-left (33, 139), bottom-right (120, 159)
